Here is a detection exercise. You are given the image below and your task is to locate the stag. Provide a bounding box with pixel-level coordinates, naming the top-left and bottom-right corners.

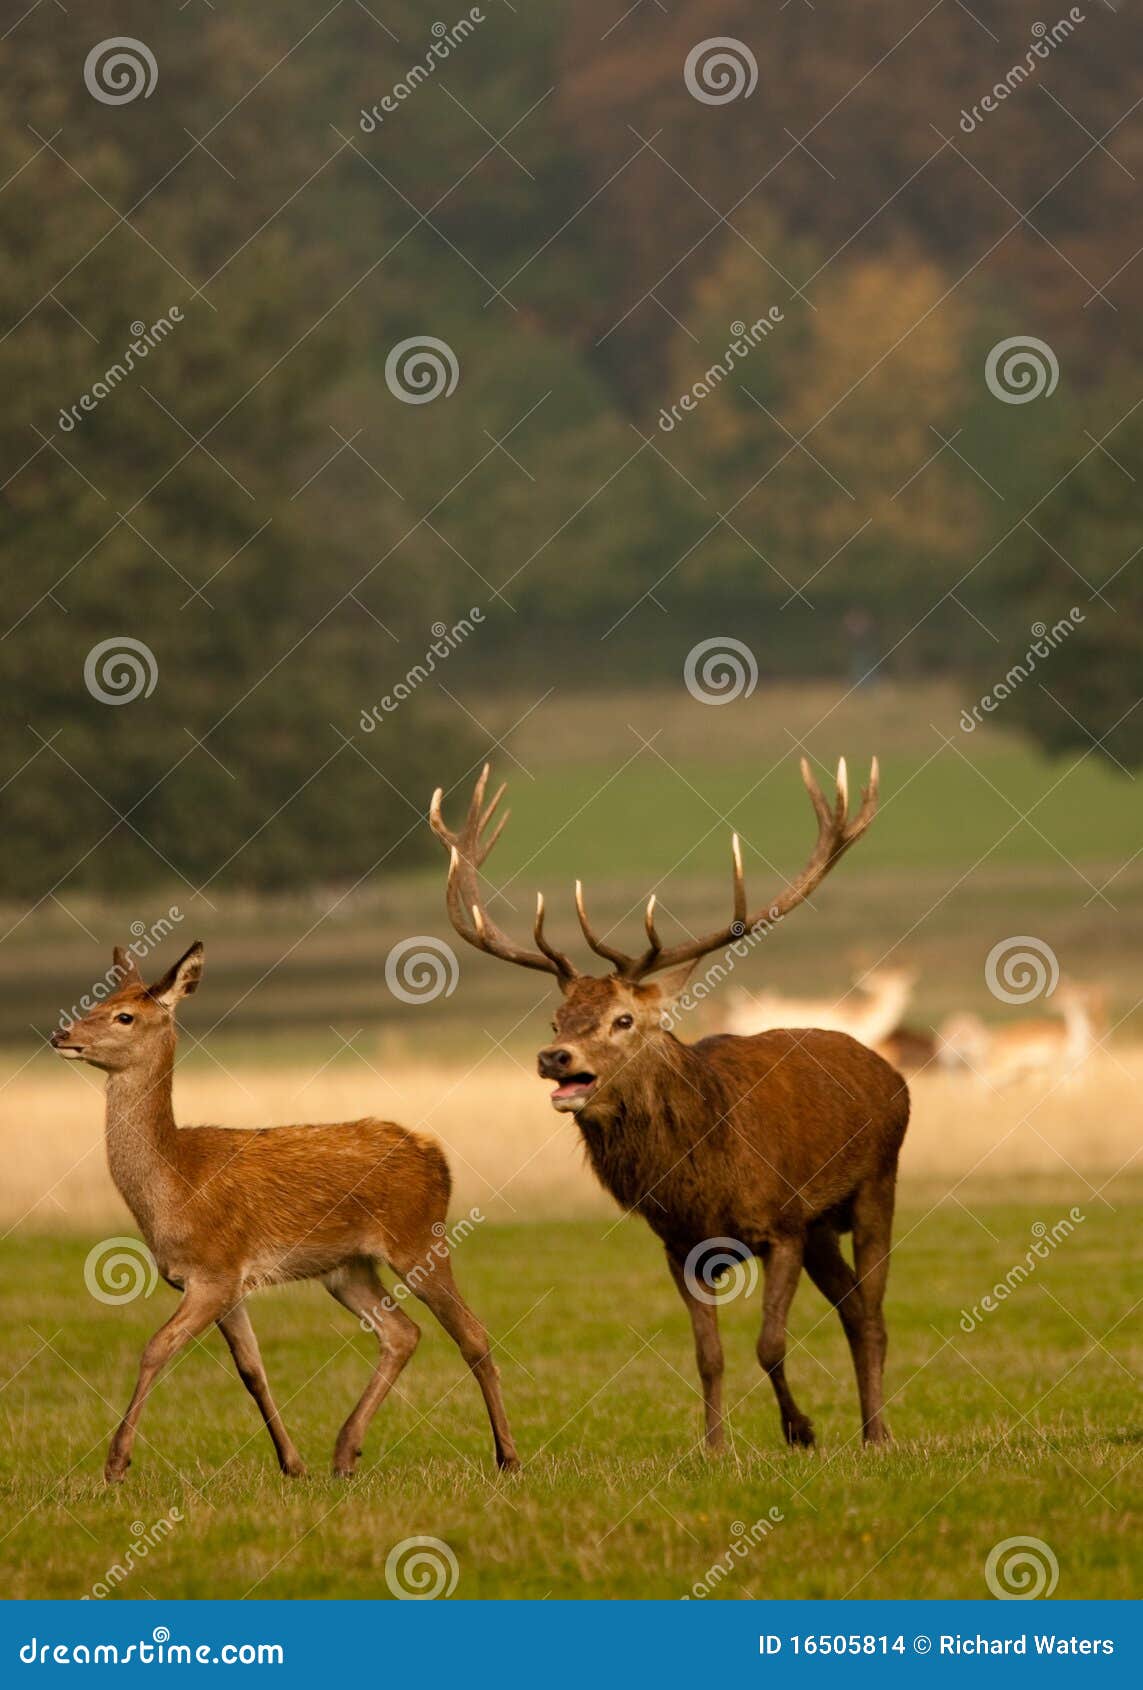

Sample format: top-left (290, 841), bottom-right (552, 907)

top-left (431, 761), bottom-right (909, 1450)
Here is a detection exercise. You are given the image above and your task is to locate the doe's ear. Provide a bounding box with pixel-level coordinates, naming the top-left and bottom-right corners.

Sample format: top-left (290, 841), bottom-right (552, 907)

top-left (149, 941), bottom-right (204, 1009)
top-left (112, 945), bottom-right (142, 985)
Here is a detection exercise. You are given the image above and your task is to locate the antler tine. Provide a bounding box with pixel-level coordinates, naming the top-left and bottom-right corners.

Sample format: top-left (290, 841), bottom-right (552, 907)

top-left (478, 779), bottom-right (507, 836)
top-left (534, 893), bottom-right (577, 977)
top-left (731, 834), bottom-right (746, 929)
top-left (429, 767), bottom-right (577, 982)
top-left (617, 754), bottom-right (882, 984)
top-left (575, 880), bottom-right (636, 971)
top-left (644, 894), bottom-right (661, 951)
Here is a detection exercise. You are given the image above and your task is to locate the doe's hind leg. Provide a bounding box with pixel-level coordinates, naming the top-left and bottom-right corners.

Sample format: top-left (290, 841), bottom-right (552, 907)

top-left (400, 1249), bottom-right (519, 1471)
top-left (325, 1258), bottom-right (421, 1477)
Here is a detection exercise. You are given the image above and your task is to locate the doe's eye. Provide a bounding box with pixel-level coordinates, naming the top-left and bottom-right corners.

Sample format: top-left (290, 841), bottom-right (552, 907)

top-left (612, 1013), bottom-right (634, 1032)
top-left (115, 1013), bottom-right (134, 1025)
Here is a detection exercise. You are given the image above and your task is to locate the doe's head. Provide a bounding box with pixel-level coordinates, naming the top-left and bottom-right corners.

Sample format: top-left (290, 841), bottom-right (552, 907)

top-left (50, 941), bottom-right (203, 1073)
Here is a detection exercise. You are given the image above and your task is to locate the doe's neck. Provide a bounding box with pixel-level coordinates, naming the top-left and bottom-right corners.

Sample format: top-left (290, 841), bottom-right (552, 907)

top-left (104, 1050), bottom-right (181, 1230)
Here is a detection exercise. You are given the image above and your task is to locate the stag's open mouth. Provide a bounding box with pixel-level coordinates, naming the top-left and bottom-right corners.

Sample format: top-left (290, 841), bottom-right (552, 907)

top-left (550, 1071), bottom-right (596, 1110)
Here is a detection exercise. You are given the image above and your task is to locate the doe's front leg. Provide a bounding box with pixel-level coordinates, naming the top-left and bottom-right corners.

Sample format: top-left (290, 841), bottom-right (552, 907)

top-left (105, 1279), bottom-right (233, 1482)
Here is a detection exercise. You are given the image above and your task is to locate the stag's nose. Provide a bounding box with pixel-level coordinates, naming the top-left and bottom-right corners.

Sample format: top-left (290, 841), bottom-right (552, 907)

top-left (538, 1045), bottom-right (574, 1079)
top-left (49, 1028), bottom-right (70, 1048)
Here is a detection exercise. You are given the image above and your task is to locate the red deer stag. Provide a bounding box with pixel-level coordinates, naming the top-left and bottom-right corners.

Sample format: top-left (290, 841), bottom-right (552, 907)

top-left (431, 762), bottom-right (909, 1450)
top-left (51, 942), bottom-right (518, 1482)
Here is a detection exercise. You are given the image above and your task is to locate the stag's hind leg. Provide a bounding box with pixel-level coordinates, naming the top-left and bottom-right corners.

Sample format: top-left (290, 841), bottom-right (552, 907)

top-left (667, 1251), bottom-right (726, 1454)
top-left (325, 1258), bottom-right (421, 1477)
top-left (849, 1169), bottom-right (897, 1444)
top-left (757, 1236), bottom-right (815, 1448)
top-left (402, 1251), bottom-right (519, 1471)
top-left (804, 1220), bottom-right (886, 1445)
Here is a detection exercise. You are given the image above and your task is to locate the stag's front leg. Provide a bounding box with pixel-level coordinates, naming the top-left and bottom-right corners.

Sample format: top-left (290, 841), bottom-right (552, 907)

top-left (105, 1280), bottom-right (232, 1482)
top-left (757, 1236), bottom-right (815, 1448)
top-left (667, 1252), bottom-right (725, 1453)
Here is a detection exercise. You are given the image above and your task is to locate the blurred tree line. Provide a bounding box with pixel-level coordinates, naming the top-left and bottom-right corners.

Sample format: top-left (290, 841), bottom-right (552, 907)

top-left (1, 0), bottom-right (1139, 895)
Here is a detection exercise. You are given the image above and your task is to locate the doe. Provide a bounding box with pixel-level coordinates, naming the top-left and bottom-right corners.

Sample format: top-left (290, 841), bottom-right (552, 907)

top-left (52, 941), bottom-right (518, 1482)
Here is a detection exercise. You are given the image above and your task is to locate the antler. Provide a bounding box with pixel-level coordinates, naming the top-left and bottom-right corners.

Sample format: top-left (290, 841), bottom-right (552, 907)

top-left (575, 755), bottom-right (880, 981)
top-left (429, 765), bottom-right (578, 982)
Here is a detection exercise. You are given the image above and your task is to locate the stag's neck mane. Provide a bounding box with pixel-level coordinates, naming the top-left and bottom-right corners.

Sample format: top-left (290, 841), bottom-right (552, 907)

top-left (104, 1050), bottom-right (183, 1241)
top-left (574, 1035), bottom-right (732, 1230)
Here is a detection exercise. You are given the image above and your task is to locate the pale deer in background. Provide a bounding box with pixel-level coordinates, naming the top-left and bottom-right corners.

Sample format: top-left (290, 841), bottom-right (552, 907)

top-left (981, 981), bottom-right (1107, 1087)
top-left (51, 942), bottom-right (518, 1482)
top-left (936, 983), bottom-right (1107, 1086)
top-left (725, 963), bottom-right (917, 1047)
top-left (431, 759), bottom-right (910, 1451)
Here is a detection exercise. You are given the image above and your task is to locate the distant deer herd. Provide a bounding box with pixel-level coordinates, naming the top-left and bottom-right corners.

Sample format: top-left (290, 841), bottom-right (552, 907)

top-left (48, 756), bottom-right (1104, 1481)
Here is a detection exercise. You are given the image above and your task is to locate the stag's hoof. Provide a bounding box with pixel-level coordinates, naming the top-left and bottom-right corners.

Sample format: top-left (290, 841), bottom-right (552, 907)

top-left (104, 1457), bottom-right (130, 1484)
top-left (784, 1415), bottom-right (816, 1449)
top-left (497, 1453), bottom-right (522, 1474)
top-left (280, 1456), bottom-right (309, 1479)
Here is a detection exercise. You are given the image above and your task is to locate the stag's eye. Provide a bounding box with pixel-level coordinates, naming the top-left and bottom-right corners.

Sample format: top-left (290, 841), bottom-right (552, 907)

top-left (612, 1013), bottom-right (634, 1032)
top-left (114, 1013), bottom-right (134, 1025)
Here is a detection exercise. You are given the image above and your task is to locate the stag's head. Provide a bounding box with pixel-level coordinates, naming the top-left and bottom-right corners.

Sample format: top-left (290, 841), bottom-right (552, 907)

top-left (431, 758), bottom-right (879, 1117)
top-left (50, 941), bottom-right (203, 1073)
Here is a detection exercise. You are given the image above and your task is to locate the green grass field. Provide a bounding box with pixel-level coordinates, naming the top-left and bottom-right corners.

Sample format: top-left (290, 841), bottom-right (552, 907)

top-left (2, 1179), bottom-right (1138, 1601)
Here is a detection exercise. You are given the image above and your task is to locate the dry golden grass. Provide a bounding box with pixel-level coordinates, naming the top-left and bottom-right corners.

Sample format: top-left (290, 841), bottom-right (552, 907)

top-left (3, 1044), bottom-right (1138, 1232)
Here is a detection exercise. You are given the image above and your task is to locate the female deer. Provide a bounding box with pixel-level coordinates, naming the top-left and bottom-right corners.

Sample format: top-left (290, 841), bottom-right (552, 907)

top-left (51, 942), bottom-right (518, 1482)
top-left (431, 761), bottom-right (909, 1451)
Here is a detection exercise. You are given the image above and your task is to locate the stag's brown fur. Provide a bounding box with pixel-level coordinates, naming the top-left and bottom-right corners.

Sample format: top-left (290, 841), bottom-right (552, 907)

top-left (52, 942), bottom-right (518, 1482)
top-left (432, 759), bottom-right (910, 1451)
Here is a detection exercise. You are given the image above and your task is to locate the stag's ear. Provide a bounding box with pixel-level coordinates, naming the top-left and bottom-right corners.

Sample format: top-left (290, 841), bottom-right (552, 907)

top-left (112, 945), bottom-right (142, 986)
top-left (148, 941), bottom-right (204, 1008)
top-left (640, 961), bottom-right (697, 1009)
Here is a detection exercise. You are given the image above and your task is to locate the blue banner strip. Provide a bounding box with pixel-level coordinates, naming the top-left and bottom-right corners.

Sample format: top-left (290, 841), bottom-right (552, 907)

top-left (2, 1600), bottom-right (1139, 1685)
